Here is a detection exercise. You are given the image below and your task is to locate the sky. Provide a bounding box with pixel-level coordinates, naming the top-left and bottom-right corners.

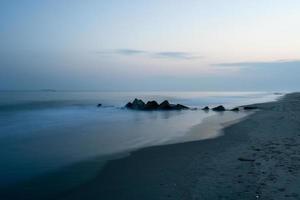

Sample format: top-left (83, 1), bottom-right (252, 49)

top-left (0, 0), bottom-right (300, 91)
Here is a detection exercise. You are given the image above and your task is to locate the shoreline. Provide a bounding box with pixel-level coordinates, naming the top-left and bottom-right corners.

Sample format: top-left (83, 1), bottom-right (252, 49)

top-left (54, 93), bottom-right (300, 200)
top-left (0, 106), bottom-right (252, 200)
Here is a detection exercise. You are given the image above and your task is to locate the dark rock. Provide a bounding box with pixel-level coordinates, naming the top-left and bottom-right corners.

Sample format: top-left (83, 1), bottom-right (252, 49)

top-left (212, 105), bottom-right (226, 111)
top-left (202, 106), bottom-right (209, 111)
top-left (125, 99), bottom-right (189, 111)
top-left (243, 106), bottom-right (258, 110)
top-left (125, 102), bottom-right (133, 109)
top-left (159, 100), bottom-right (172, 110)
top-left (174, 104), bottom-right (189, 110)
top-left (144, 101), bottom-right (159, 110)
top-left (231, 107), bottom-right (239, 111)
top-left (97, 103), bottom-right (102, 107)
top-left (159, 101), bottom-right (189, 110)
top-left (132, 99), bottom-right (145, 110)
top-left (238, 157), bottom-right (255, 162)
top-left (125, 98), bottom-right (145, 110)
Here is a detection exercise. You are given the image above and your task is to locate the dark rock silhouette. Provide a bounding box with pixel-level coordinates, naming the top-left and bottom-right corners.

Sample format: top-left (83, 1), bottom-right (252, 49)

top-left (144, 101), bottom-right (159, 110)
top-left (212, 105), bottom-right (226, 111)
top-left (231, 107), bottom-right (239, 111)
top-left (202, 106), bottom-right (209, 111)
top-left (243, 106), bottom-right (258, 110)
top-left (238, 157), bottom-right (255, 162)
top-left (174, 104), bottom-right (189, 110)
top-left (125, 102), bottom-right (133, 108)
top-left (158, 100), bottom-right (172, 110)
top-left (97, 104), bottom-right (102, 107)
top-left (125, 99), bottom-right (189, 111)
top-left (125, 98), bottom-right (145, 110)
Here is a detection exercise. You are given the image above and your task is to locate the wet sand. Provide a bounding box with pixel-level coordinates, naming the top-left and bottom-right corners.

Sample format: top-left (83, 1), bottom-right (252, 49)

top-left (55, 92), bottom-right (300, 200)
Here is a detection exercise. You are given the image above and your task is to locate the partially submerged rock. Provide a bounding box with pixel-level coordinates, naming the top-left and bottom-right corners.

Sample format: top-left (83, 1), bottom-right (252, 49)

top-left (144, 101), bottom-right (159, 110)
top-left (125, 99), bottom-right (189, 111)
top-left (97, 103), bottom-right (102, 107)
top-left (202, 106), bottom-right (209, 111)
top-left (212, 105), bottom-right (226, 111)
top-left (174, 104), bottom-right (189, 110)
top-left (158, 100), bottom-right (172, 110)
top-left (125, 98), bottom-right (145, 110)
top-left (243, 106), bottom-right (258, 110)
top-left (157, 100), bottom-right (188, 110)
top-left (231, 107), bottom-right (239, 111)
top-left (238, 157), bottom-right (255, 162)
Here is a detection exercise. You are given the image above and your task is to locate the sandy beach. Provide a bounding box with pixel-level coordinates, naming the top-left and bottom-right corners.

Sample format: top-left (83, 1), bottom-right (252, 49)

top-left (53, 92), bottom-right (300, 200)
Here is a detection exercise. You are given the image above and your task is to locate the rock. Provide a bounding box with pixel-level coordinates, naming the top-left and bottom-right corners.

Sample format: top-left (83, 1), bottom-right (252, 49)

top-left (231, 107), bottom-right (239, 111)
top-left (125, 99), bottom-right (189, 111)
top-left (174, 104), bottom-right (189, 110)
top-left (212, 105), bottom-right (226, 111)
top-left (97, 103), bottom-right (102, 107)
top-left (144, 101), bottom-right (159, 110)
top-left (159, 101), bottom-right (189, 110)
top-left (158, 100), bottom-right (172, 110)
top-left (202, 106), bottom-right (209, 111)
top-left (125, 98), bottom-right (145, 110)
top-left (243, 106), bottom-right (258, 110)
top-left (125, 102), bottom-right (133, 108)
top-left (238, 157), bottom-right (255, 162)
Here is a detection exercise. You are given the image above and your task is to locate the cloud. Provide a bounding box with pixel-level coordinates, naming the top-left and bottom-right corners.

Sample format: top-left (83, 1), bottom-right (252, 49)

top-left (214, 60), bottom-right (300, 68)
top-left (95, 49), bottom-right (200, 60)
top-left (153, 51), bottom-right (199, 59)
top-left (115, 49), bottom-right (146, 55)
top-left (95, 49), bottom-right (145, 56)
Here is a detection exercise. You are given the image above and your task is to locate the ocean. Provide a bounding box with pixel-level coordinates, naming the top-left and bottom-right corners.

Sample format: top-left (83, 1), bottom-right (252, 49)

top-left (0, 91), bottom-right (280, 191)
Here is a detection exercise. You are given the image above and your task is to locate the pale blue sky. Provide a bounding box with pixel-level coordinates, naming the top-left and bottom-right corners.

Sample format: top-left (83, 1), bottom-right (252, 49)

top-left (1, 0), bottom-right (300, 91)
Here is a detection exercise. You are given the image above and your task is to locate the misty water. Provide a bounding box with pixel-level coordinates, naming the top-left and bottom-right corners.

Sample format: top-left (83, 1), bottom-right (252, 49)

top-left (0, 91), bottom-right (280, 188)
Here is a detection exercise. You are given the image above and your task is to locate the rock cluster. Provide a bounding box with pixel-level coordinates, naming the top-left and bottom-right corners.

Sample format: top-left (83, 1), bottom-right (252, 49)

top-left (125, 99), bottom-right (189, 111)
top-left (212, 105), bottom-right (226, 111)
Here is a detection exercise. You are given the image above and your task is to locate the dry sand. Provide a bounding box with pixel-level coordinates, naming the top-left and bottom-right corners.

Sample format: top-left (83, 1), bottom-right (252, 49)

top-left (56, 92), bottom-right (300, 200)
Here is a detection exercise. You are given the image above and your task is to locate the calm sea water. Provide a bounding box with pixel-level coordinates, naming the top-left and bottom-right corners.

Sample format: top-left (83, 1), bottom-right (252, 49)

top-left (0, 91), bottom-right (280, 188)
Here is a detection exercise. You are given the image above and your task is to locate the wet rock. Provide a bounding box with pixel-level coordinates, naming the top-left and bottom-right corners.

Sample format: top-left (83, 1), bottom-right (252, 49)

top-left (174, 104), bottom-right (189, 110)
top-left (97, 103), bottom-right (102, 107)
top-left (144, 101), bottom-right (159, 110)
top-left (159, 100), bottom-right (172, 110)
top-left (125, 99), bottom-right (189, 111)
top-left (243, 106), bottom-right (258, 110)
top-left (231, 107), bottom-right (239, 111)
top-left (238, 157), bottom-right (255, 162)
top-left (159, 100), bottom-right (189, 110)
top-left (125, 98), bottom-right (145, 110)
top-left (212, 105), bottom-right (226, 111)
top-left (125, 102), bottom-right (133, 108)
top-left (202, 106), bottom-right (210, 111)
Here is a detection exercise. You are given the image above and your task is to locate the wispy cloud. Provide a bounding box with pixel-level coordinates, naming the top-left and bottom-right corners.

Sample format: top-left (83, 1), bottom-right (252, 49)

top-left (95, 49), bottom-right (200, 60)
top-left (115, 49), bottom-right (146, 55)
top-left (95, 49), bottom-right (145, 56)
top-left (153, 51), bottom-right (199, 59)
top-left (214, 60), bottom-right (300, 68)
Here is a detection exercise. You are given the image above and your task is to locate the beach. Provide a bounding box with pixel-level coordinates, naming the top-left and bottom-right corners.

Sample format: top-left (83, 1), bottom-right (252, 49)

top-left (54, 92), bottom-right (300, 200)
top-left (2, 1), bottom-right (300, 199)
